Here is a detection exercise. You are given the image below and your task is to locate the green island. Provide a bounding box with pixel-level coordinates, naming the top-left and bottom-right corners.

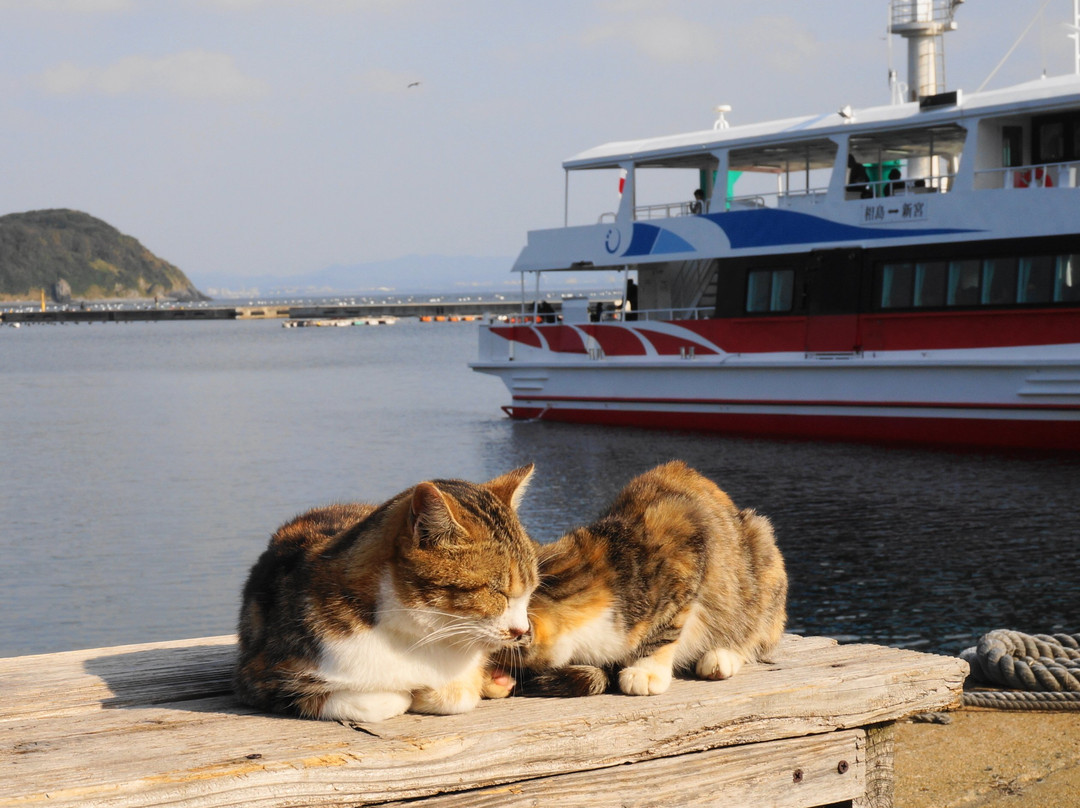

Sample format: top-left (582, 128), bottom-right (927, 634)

top-left (0, 209), bottom-right (207, 302)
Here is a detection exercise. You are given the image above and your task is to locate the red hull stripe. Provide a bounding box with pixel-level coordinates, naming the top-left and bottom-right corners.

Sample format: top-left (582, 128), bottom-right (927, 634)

top-left (578, 324), bottom-right (648, 355)
top-left (511, 394), bottom-right (1080, 414)
top-left (492, 308), bottom-right (1080, 355)
top-left (542, 325), bottom-right (587, 353)
top-left (501, 406), bottom-right (1080, 450)
top-left (490, 325), bottom-right (543, 348)
top-left (636, 330), bottom-right (719, 356)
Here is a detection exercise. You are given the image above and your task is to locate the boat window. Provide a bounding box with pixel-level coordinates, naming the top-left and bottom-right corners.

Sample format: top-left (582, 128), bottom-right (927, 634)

top-left (880, 263), bottom-right (914, 308)
top-left (875, 252), bottom-right (1080, 311)
top-left (914, 261), bottom-right (948, 307)
top-left (1032, 113), bottom-right (1080, 164)
top-left (746, 269), bottom-right (795, 313)
top-left (726, 139), bottom-right (837, 209)
top-left (1038, 122), bottom-right (1066, 163)
top-left (1002, 127), bottom-right (1023, 168)
top-left (1056, 255), bottom-right (1080, 302)
top-left (1018, 256), bottom-right (1055, 304)
top-left (982, 258), bottom-right (1018, 306)
top-left (848, 124), bottom-right (966, 197)
top-left (946, 259), bottom-right (981, 306)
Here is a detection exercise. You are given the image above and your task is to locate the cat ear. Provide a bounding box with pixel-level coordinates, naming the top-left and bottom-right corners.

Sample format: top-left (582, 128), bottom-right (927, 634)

top-left (484, 463), bottom-right (535, 511)
top-left (409, 482), bottom-right (462, 546)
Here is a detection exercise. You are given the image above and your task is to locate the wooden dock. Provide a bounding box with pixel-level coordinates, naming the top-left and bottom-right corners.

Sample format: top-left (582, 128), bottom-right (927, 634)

top-left (0, 634), bottom-right (967, 807)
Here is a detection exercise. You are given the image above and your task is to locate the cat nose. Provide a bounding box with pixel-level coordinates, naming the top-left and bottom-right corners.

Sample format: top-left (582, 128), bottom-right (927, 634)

top-left (508, 625), bottom-right (531, 643)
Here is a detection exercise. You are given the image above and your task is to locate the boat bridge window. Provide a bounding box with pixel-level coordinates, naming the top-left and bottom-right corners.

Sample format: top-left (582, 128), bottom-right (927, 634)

top-left (746, 268), bottom-right (795, 313)
top-left (877, 253), bottom-right (1080, 309)
top-left (848, 124), bottom-right (966, 198)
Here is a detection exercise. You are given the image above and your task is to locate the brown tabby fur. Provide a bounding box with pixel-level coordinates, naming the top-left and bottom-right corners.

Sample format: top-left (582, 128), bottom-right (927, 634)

top-left (497, 461), bottom-right (787, 697)
top-left (234, 466), bottom-right (538, 722)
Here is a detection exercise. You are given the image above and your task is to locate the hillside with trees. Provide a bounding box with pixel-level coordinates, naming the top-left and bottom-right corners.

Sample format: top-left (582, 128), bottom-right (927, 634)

top-left (0, 209), bottom-right (207, 302)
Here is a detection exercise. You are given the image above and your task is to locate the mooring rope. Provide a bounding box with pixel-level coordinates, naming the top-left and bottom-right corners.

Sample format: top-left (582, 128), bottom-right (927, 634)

top-left (960, 630), bottom-right (1080, 710)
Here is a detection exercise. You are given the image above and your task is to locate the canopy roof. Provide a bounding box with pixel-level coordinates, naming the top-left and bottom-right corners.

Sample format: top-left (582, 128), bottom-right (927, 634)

top-left (564, 74), bottom-right (1080, 172)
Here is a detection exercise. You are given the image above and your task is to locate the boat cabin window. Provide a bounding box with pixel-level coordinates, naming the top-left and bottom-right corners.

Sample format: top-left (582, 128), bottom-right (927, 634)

top-left (1032, 113), bottom-right (1080, 164)
top-left (746, 268), bottom-right (795, 313)
top-left (982, 258), bottom-right (1018, 305)
top-left (848, 124), bottom-right (965, 198)
top-left (1018, 256), bottom-right (1055, 304)
top-left (1002, 127), bottom-right (1023, 168)
top-left (877, 253), bottom-right (1080, 309)
top-left (947, 260), bottom-right (981, 306)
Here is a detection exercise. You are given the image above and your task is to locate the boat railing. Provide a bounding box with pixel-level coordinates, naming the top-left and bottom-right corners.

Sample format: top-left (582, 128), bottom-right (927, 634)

top-left (634, 200), bottom-right (698, 219)
top-left (974, 161), bottom-right (1080, 190)
top-left (595, 305), bottom-right (713, 322)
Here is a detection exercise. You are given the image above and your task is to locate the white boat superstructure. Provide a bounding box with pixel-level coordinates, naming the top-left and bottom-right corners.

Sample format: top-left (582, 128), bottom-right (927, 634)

top-left (472, 2), bottom-right (1080, 449)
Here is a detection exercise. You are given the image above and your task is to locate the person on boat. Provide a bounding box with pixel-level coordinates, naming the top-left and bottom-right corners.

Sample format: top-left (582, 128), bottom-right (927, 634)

top-left (883, 168), bottom-right (903, 196)
top-left (846, 155), bottom-right (872, 198)
top-left (689, 188), bottom-right (705, 214)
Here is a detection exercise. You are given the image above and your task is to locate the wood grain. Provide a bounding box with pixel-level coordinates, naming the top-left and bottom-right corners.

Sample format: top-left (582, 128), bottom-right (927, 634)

top-left (0, 634), bottom-right (967, 807)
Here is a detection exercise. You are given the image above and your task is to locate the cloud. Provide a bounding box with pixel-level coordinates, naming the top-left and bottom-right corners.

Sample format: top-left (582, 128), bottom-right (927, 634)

top-left (734, 15), bottom-right (824, 74)
top-left (194, 0), bottom-right (406, 10)
top-left (0, 0), bottom-right (133, 10)
top-left (581, 16), bottom-right (718, 63)
top-left (35, 51), bottom-right (268, 101)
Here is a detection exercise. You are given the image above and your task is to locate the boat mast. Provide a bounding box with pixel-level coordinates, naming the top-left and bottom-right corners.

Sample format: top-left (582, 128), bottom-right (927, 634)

top-left (889, 0), bottom-right (963, 101)
top-left (1073, 0), bottom-right (1080, 75)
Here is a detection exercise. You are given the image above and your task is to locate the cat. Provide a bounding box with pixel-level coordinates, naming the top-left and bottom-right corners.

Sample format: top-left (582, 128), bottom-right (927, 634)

top-left (234, 465), bottom-right (538, 722)
top-left (495, 460), bottom-right (787, 698)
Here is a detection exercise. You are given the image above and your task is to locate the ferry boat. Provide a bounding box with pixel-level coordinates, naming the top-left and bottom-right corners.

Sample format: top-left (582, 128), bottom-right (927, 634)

top-left (471, 1), bottom-right (1080, 450)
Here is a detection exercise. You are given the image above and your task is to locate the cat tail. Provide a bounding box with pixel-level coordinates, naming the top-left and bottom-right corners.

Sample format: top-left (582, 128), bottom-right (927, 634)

top-left (521, 664), bottom-right (612, 697)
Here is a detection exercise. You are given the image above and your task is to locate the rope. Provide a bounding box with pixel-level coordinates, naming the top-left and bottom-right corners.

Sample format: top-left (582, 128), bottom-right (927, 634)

top-left (960, 630), bottom-right (1080, 710)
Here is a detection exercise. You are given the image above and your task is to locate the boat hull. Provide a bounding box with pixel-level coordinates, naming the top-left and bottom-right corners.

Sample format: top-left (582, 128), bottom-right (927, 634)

top-left (473, 322), bottom-right (1080, 450)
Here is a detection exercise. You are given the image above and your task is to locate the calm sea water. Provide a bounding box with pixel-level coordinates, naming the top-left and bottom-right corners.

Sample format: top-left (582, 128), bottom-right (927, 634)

top-left (1, 317), bottom-right (1077, 659)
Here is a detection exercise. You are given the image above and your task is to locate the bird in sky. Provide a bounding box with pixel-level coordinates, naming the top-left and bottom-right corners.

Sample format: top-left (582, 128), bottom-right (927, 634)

top-left (407, 81), bottom-right (421, 88)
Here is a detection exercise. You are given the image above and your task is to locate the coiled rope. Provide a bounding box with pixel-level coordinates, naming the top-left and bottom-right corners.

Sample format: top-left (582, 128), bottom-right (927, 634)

top-left (960, 630), bottom-right (1080, 710)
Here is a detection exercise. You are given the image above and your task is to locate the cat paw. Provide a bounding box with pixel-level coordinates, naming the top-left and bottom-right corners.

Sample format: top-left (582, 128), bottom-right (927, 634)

top-left (618, 662), bottom-right (672, 696)
top-left (411, 680), bottom-right (483, 715)
top-left (481, 667), bottom-right (516, 699)
top-left (696, 648), bottom-right (745, 680)
top-left (319, 690), bottom-right (411, 722)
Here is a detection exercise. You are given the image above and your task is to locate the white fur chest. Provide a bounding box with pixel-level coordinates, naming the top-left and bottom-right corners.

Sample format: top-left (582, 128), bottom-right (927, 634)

top-left (314, 574), bottom-right (482, 694)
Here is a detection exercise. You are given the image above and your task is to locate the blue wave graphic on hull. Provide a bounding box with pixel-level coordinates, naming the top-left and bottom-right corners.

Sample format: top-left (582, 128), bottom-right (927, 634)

top-left (618, 209), bottom-right (979, 257)
top-left (622, 223), bottom-right (695, 257)
top-left (704, 209), bottom-right (978, 248)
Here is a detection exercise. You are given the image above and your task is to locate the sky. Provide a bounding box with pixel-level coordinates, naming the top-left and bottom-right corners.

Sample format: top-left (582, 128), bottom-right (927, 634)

top-left (1, 0), bottom-right (1077, 292)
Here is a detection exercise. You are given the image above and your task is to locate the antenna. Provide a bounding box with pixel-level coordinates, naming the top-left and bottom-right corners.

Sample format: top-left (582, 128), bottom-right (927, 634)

top-left (713, 105), bottom-right (732, 130)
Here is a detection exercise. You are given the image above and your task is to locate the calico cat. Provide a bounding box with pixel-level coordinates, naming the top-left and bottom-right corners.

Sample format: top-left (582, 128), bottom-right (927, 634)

top-left (497, 460), bottom-right (787, 697)
top-left (234, 466), bottom-right (538, 722)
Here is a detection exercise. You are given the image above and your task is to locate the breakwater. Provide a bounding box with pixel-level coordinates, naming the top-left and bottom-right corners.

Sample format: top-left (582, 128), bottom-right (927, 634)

top-left (2, 298), bottom-right (616, 325)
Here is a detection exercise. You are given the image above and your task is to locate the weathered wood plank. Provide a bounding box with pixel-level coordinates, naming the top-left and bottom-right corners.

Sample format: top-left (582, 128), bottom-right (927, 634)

top-left (0, 635), bottom-right (236, 721)
top-left (0, 634), bottom-right (966, 807)
top-left (853, 723), bottom-right (895, 808)
top-left (377, 729), bottom-right (867, 808)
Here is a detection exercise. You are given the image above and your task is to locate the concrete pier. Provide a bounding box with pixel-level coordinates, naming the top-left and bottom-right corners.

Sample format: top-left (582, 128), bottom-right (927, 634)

top-left (1, 298), bottom-right (613, 325)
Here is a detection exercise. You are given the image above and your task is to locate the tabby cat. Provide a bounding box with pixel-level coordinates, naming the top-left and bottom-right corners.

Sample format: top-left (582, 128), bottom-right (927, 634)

top-left (234, 466), bottom-right (538, 722)
top-left (496, 460), bottom-right (787, 697)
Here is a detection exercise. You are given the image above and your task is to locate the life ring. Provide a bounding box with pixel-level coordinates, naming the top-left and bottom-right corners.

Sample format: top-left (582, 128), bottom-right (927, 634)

top-left (1014, 167), bottom-right (1054, 188)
